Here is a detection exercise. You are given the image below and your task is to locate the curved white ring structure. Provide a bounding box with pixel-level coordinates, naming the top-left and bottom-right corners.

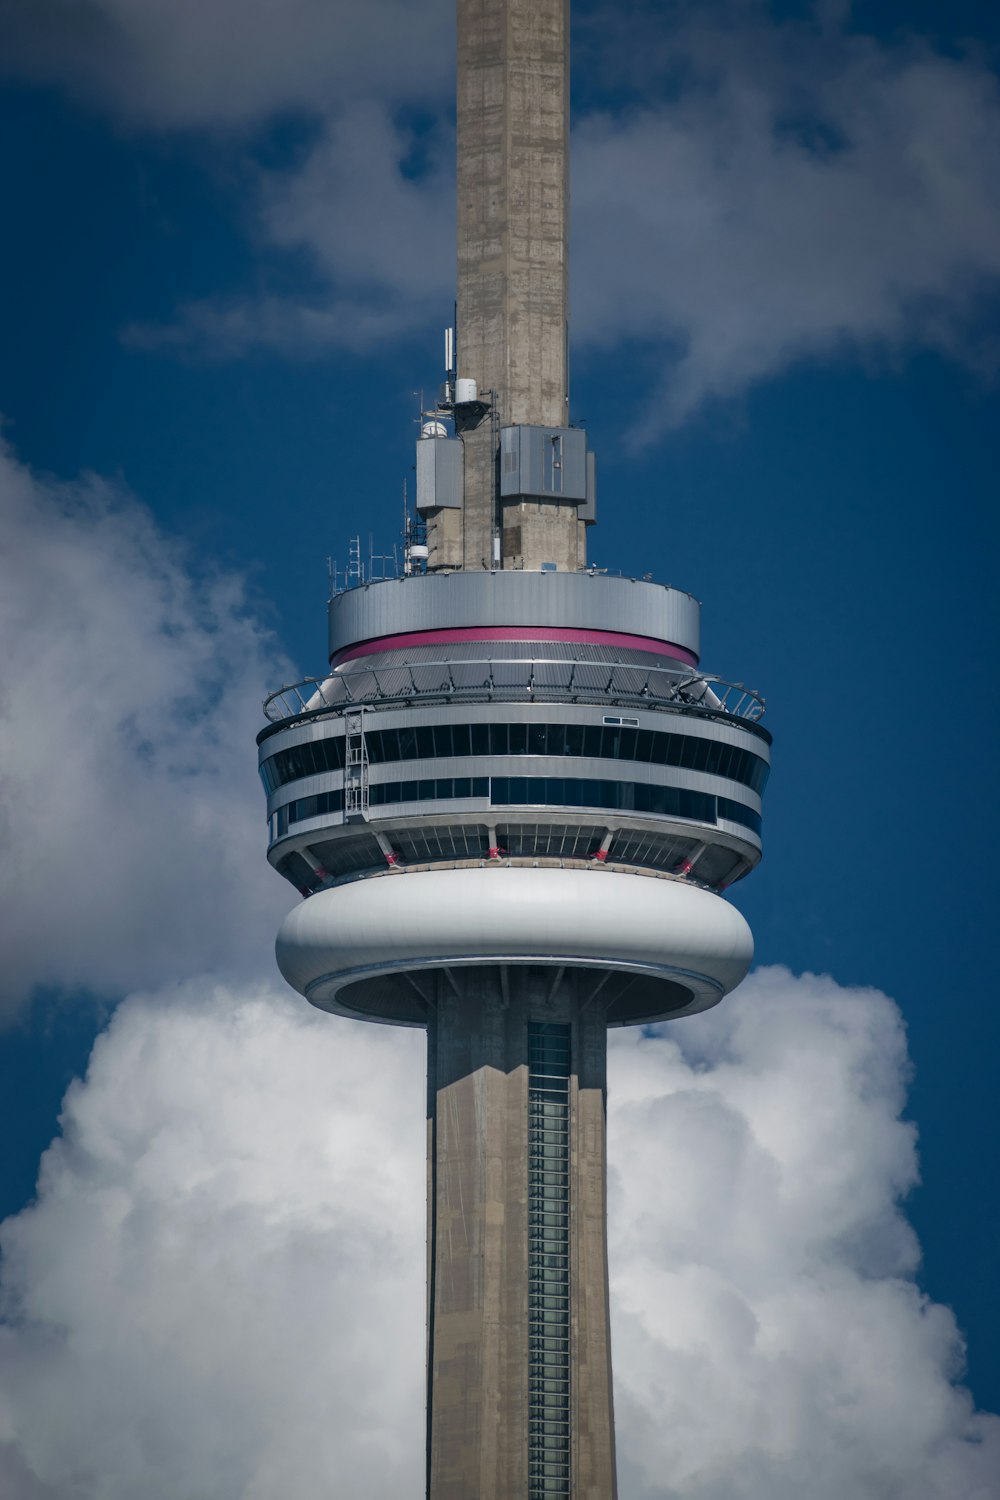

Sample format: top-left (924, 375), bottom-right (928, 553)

top-left (276, 867), bottom-right (753, 1025)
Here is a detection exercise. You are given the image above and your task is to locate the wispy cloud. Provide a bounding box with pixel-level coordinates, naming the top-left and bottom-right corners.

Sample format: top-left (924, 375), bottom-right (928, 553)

top-left (123, 103), bottom-right (455, 359)
top-left (9, 2), bottom-right (998, 424)
top-left (572, 10), bottom-right (1000, 434)
top-left (0, 0), bottom-right (453, 128)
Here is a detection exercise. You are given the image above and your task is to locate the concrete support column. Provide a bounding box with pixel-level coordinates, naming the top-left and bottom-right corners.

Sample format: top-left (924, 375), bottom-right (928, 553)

top-left (426, 968), bottom-right (529, 1498)
top-left (426, 965), bottom-right (617, 1499)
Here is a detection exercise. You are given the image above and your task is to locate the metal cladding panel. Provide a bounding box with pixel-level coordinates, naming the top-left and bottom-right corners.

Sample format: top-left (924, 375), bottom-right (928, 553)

top-left (275, 868), bottom-right (754, 1012)
top-left (328, 571), bottom-right (700, 660)
top-left (500, 425), bottom-right (588, 501)
top-left (579, 450), bottom-right (597, 524)
top-left (416, 436), bottom-right (464, 510)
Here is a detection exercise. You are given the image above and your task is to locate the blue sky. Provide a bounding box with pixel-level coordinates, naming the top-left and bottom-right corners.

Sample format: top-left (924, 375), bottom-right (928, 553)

top-left (1, 2), bottom-right (998, 1495)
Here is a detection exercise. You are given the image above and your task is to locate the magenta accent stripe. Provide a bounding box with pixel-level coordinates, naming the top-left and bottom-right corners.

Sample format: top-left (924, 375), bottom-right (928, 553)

top-left (331, 626), bottom-right (699, 668)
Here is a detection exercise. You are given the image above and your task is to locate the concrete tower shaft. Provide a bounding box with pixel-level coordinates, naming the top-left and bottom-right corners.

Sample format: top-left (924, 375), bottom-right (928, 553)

top-left (426, 0), bottom-right (586, 574)
top-left (426, 967), bottom-right (616, 1499)
top-left (457, 0), bottom-right (569, 434)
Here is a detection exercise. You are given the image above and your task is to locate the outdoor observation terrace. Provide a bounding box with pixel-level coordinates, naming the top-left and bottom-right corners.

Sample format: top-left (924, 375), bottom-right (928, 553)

top-left (260, 660), bottom-right (767, 736)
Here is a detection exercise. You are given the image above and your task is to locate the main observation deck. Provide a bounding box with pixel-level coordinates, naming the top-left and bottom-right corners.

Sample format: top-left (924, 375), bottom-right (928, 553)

top-left (259, 571), bottom-right (768, 1026)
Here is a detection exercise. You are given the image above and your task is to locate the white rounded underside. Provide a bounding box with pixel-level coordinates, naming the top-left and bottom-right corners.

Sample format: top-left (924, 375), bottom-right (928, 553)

top-left (276, 867), bottom-right (753, 1023)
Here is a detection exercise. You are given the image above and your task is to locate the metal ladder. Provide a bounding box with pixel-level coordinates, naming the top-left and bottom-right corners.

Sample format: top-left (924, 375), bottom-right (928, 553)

top-left (343, 710), bottom-right (369, 820)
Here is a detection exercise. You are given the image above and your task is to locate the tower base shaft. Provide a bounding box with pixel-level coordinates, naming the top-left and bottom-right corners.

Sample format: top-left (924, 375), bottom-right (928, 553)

top-left (426, 965), bottom-right (617, 1499)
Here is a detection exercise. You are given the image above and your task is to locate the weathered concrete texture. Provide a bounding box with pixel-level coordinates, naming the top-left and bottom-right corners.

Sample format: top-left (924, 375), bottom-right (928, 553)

top-left (426, 502), bottom-right (464, 572)
top-left (426, 965), bottom-right (617, 1500)
top-left (569, 1008), bottom-right (618, 1498)
top-left (457, 0), bottom-right (569, 432)
top-left (458, 414), bottom-right (497, 574)
top-left (438, 0), bottom-right (583, 575)
top-left (502, 496), bottom-right (585, 573)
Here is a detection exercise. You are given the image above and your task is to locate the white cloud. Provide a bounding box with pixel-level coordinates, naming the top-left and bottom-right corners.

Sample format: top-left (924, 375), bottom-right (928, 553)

top-left (1, 967), bottom-right (996, 1498)
top-left (131, 6), bottom-right (1000, 426)
top-left (125, 102), bottom-right (455, 359)
top-left (608, 967), bottom-right (998, 1498)
top-left (0, 441), bottom-right (293, 1021)
top-left (13, 3), bottom-right (997, 409)
top-left (571, 15), bottom-right (1000, 432)
top-left (0, 0), bottom-right (453, 129)
top-left (0, 980), bottom-right (427, 1500)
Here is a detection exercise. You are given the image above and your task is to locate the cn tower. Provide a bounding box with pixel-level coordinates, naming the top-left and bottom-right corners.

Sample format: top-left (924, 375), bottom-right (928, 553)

top-left (258, 1), bottom-right (769, 1495)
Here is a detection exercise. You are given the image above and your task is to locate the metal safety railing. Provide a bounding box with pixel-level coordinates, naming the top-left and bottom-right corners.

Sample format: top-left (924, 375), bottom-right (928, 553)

top-left (262, 659), bottom-right (766, 727)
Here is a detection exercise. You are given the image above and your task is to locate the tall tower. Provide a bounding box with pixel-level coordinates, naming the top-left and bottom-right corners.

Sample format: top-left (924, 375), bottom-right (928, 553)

top-left (258, 2), bottom-right (769, 1496)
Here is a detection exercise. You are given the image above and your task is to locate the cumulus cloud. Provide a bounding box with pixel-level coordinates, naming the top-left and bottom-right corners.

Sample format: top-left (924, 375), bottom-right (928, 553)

top-left (608, 967), bottom-right (999, 1499)
top-left (0, 980), bottom-right (427, 1500)
top-left (0, 440), bottom-right (293, 1021)
top-left (0, 0), bottom-right (453, 129)
top-left (1, 967), bottom-right (996, 1498)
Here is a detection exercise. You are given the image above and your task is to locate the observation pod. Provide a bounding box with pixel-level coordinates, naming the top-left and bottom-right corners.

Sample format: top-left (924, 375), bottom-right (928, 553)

top-left (268, 572), bottom-right (762, 1028)
top-left (260, 570), bottom-right (768, 1500)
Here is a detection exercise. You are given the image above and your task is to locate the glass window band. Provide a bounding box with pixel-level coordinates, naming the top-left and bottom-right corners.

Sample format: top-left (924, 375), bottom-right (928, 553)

top-left (262, 718), bottom-right (769, 796)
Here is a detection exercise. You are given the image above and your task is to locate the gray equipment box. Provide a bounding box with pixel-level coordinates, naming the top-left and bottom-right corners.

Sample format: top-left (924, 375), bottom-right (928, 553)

top-left (500, 425), bottom-right (588, 503)
top-left (416, 436), bottom-right (463, 510)
top-left (579, 450), bottom-right (597, 524)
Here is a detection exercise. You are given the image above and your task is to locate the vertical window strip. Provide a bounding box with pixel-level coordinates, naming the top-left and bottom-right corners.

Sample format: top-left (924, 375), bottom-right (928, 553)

top-left (527, 1022), bottom-right (571, 1498)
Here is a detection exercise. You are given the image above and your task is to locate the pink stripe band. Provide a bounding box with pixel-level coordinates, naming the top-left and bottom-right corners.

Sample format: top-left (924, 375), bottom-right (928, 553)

top-left (332, 626), bottom-right (699, 668)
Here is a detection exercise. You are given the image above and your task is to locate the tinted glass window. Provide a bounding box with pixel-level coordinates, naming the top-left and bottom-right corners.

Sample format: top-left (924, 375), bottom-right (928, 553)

top-left (489, 776), bottom-right (739, 829)
top-left (635, 729), bottom-right (654, 763)
top-left (287, 788), bottom-right (345, 825)
top-left (528, 723), bottom-right (548, 755)
top-left (432, 724), bottom-right (452, 757)
top-left (263, 720), bottom-right (769, 795)
top-left (398, 726), bottom-right (417, 759)
top-left (564, 724), bottom-right (584, 757)
top-left (350, 777), bottom-right (492, 812)
top-left (582, 725), bottom-right (603, 758)
top-left (718, 797), bottom-right (763, 835)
